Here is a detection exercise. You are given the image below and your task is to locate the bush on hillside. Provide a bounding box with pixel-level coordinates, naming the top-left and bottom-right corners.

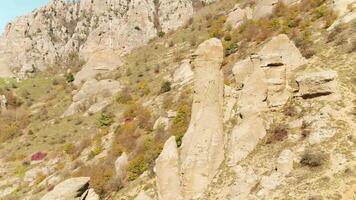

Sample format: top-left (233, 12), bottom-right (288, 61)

top-left (160, 81), bottom-right (171, 93)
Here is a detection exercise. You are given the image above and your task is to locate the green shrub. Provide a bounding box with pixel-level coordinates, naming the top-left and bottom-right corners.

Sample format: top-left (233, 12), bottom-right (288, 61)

top-left (158, 31), bottom-right (165, 37)
top-left (300, 151), bottom-right (328, 167)
top-left (160, 81), bottom-right (172, 93)
top-left (170, 105), bottom-right (191, 147)
top-left (116, 88), bottom-right (133, 104)
top-left (66, 73), bottom-right (75, 83)
top-left (97, 112), bottom-right (114, 127)
top-left (127, 155), bottom-right (148, 181)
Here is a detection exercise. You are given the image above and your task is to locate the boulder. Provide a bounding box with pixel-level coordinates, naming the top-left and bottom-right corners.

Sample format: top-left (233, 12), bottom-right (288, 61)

top-left (227, 116), bottom-right (266, 166)
top-left (295, 70), bottom-right (338, 99)
top-left (277, 149), bottom-right (294, 174)
top-left (180, 38), bottom-right (224, 199)
top-left (155, 136), bottom-right (182, 200)
top-left (173, 60), bottom-right (194, 86)
top-left (41, 177), bottom-right (90, 200)
top-left (225, 5), bottom-right (252, 29)
top-left (135, 191), bottom-right (153, 200)
top-left (62, 79), bottom-right (122, 117)
top-left (73, 50), bottom-right (123, 86)
top-left (115, 152), bottom-right (129, 182)
top-left (252, 0), bottom-right (278, 20)
top-left (80, 188), bottom-right (100, 200)
top-left (259, 34), bottom-right (307, 72)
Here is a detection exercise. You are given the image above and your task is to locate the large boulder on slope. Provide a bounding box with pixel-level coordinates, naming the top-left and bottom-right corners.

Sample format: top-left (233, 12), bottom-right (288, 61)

top-left (180, 38), bottom-right (224, 199)
top-left (295, 70), bottom-right (338, 99)
top-left (62, 79), bottom-right (122, 117)
top-left (40, 177), bottom-right (90, 200)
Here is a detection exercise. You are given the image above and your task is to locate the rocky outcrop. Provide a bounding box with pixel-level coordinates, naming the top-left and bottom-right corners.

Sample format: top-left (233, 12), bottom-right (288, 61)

top-left (233, 34), bottom-right (306, 109)
top-left (115, 152), bottom-right (128, 183)
top-left (227, 116), bottom-right (266, 166)
top-left (295, 70), bottom-right (338, 99)
top-left (155, 136), bottom-right (182, 200)
top-left (62, 79), bottom-right (122, 117)
top-left (180, 38), bottom-right (224, 199)
top-left (259, 34), bottom-right (307, 72)
top-left (73, 50), bottom-right (123, 86)
top-left (80, 188), bottom-right (100, 200)
top-left (173, 59), bottom-right (194, 86)
top-left (225, 4), bottom-right (252, 29)
top-left (229, 166), bottom-right (259, 199)
top-left (237, 56), bottom-right (268, 116)
top-left (0, 0), bottom-right (202, 78)
top-left (41, 177), bottom-right (92, 200)
top-left (135, 191), bottom-right (153, 200)
top-left (159, 0), bottom-right (194, 33)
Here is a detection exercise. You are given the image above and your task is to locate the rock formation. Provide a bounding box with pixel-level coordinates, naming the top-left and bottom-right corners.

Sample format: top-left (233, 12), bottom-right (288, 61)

top-left (295, 70), bottom-right (338, 99)
top-left (173, 59), bottom-right (194, 86)
top-left (155, 136), bottom-right (182, 200)
top-left (227, 116), bottom-right (266, 166)
top-left (115, 152), bottom-right (128, 183)
top-left (41, 177), bottom-right (93, 200)
top-left (180, 38), bottom-right (224, 199)
top-left (62, 79), bottom-right (122, 117)
top-left (0, 0), bottom-right (209, 78)
top-left (73, 50), bottom-right (123, 86)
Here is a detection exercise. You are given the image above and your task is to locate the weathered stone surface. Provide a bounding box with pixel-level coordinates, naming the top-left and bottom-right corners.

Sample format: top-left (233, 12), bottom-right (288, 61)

top-left (180, 38), bottom-right (224, 199)
top-left (223, 85), bottom-right (239, 122)
top-left (155, 136), bottom-right (182, 200)
top-left (259, 34), bottom-right (307, 72)
top-left (74, 50), bottom-right (123, 86)
top-left (173, 60), bottom-right (194, 86)
top-left (257, 150), bottom-right (294, 196)
top-left (135, 191), bottom-right (153, 200)
top-left (277, 149), bottom-right (294, 174)
top-left (229, 166), bottom-right (259, 200)
top-left (115, 152), bottom-right (128, 183)
top-left (227, 116), bottom-right (266, 166)
top-left (252, 0), bottom-right (278, 20)
top-left (295, 70), bottom-right (338, 99)
top-left (62, 79), bottom-right (122, 117)
top-left (0, 95), bottom-right (7, 111)
top-left (225, 5), bottom-right (252, 29)
top-left (153, 117), bottom-right (170, 131)
top-left (41, 177), bottom-right (90, 200)
top-left (80, 188), bottom-right (100, 200)
top-left (159, 0), bottom-right (194, 33)
top-left (0, 0), bottom-right (200, 77)
top-left (232, 58), bottom-right (254, 89)
top-left (238, 57), bottom-right (268, 116)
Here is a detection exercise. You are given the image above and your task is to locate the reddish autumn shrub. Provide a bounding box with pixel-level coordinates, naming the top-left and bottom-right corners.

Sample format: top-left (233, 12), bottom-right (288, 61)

top-left (31, 152), bottom-right (47, 161)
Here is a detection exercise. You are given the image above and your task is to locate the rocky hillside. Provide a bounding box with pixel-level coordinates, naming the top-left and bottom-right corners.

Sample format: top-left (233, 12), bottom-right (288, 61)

top-left (0, 0), bottom-right (355, 200)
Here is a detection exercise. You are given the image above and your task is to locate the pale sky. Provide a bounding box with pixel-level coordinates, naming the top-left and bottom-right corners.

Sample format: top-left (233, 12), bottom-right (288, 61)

top-left (0, 0), bottom-right (49, 32)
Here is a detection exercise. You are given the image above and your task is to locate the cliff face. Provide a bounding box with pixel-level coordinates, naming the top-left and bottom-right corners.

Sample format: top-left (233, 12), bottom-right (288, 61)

top-left (0, 0), bottom-right (216, 77)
